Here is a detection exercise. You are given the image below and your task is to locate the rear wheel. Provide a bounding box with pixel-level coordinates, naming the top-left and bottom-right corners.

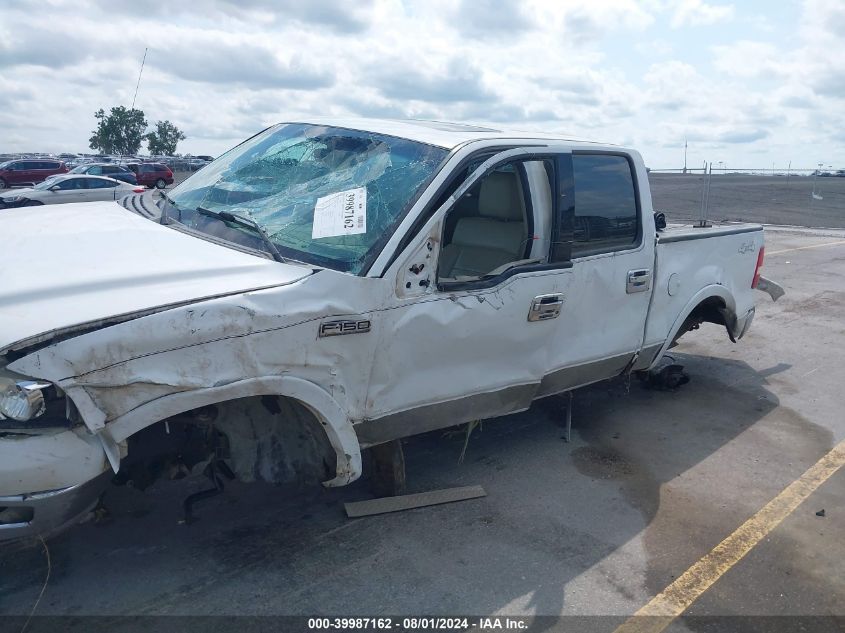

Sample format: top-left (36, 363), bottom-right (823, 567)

top-left (155, 178), bottom-right (167, 189)
top-left (0, 178), bottom-right (7, 189)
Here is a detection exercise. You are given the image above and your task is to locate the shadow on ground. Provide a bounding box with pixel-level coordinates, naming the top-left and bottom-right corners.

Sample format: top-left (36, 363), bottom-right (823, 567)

top-left (1, 352), bottom-right (832, 633)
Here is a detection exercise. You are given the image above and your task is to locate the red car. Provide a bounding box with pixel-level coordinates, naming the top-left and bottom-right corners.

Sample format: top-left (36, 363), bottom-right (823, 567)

top-left (0, 159), bottom-right (67, 189)
top-left (126, 162), bottom-right (174, 189)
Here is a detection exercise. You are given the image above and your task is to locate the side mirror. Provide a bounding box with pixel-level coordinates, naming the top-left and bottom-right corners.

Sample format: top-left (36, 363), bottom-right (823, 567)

top-left (49, 185), bottom-right (61, 191)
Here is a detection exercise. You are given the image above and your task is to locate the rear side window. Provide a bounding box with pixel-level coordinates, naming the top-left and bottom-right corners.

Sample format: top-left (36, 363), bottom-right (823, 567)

top-left (88, 178), bottom-right (118, 189)
top-left (571, 154), bottom-right (638, 256)
top-left (55, 178), bottom-right (87, 190)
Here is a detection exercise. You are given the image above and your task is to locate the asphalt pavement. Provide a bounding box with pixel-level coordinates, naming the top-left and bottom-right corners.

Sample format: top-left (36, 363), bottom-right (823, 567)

top-left (1, 227), bottom-right (843, 632)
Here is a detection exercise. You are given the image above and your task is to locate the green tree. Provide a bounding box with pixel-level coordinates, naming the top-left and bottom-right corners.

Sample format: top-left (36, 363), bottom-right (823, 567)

top-left (145, 120), bottom-right (187, 156)
top-left (89, 106), bottom-right (148, 155)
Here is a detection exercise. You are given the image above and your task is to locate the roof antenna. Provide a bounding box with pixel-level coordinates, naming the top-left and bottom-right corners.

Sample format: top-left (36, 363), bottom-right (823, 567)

top-left (131, 47), bottom-right (148, 111)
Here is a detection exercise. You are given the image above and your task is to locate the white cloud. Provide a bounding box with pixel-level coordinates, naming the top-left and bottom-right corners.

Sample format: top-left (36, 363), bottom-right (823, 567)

top-left (671, 0), bottom-right (735, 27)
top-left (0, 0), bottom-right (841, 169)
top-left (711, 40), bottom-right (783, 78)
top-left (563, 0), bottom-right (655, 43)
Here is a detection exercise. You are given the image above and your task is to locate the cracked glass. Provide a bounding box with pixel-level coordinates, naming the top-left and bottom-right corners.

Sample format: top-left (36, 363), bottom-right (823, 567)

top-left (164, 123), bottom-right (448, 273)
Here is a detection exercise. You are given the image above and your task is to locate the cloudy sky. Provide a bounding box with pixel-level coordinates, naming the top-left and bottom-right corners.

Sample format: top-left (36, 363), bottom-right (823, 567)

top-left (0, 0), bottom-right (842, 169)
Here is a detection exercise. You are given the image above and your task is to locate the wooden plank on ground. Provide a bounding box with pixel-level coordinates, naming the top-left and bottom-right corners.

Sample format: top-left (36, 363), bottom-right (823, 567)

top-left (344, 485), bottom-right (487, 518)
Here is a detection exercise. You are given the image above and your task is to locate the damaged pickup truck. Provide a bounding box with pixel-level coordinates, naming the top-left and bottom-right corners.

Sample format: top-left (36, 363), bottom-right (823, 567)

top-left (0, 118), bottom-right (782, 540)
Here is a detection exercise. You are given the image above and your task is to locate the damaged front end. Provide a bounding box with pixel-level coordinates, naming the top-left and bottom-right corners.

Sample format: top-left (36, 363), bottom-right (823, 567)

top-left (114, 396), bottom-right (337, 521)
top-left (0, 367), bottom-right (112, 540)
top-left (0, 363), bottom-right (345, 540)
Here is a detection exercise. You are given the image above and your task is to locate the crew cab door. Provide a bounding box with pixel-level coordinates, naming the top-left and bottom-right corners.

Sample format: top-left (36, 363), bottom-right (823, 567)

top-left (359, 148), bottom-right (576, 445)
top-left (537, 151), bottom-right (655, 396)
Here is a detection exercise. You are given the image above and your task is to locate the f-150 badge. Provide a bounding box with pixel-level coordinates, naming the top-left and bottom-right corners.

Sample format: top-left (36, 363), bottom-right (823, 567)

top-left (319, 319), bottom-right (371, 337)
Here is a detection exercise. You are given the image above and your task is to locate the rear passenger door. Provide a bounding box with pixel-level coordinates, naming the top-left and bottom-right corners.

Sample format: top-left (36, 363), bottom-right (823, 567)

top-left (537, 152), bottom-right (654, 397)
top-left (37, 161), bottom-right (60, 182)
top-left (83, 178), bottom-right (122, 201)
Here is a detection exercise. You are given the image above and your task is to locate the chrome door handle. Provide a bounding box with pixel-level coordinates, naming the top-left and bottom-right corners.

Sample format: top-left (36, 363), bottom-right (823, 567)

top-left (528, 293), bottom-right (564, 321)
top-left (627, 269), bottom-right (652, 294)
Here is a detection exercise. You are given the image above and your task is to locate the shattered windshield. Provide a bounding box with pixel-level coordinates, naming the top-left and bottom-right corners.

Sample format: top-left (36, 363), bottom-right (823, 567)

top-left (163, 123), bottom-right (448, 273)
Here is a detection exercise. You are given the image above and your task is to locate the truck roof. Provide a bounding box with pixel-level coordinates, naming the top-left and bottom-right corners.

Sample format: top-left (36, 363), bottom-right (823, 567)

top-left (287, 117), bottom-right (617, 151)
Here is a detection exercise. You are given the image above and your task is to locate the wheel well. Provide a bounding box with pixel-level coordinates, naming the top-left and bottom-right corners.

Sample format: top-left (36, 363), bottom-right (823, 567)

top-left (120, 394), bottom-right (336, 489)
top-left (671, 296), bottom-right (733, 347)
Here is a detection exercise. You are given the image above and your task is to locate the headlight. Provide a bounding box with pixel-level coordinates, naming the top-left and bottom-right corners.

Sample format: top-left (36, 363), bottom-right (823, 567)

top-left (0, 379), bottom-right (51, 421)
top-left (2, 196), bottom-right (22, 203)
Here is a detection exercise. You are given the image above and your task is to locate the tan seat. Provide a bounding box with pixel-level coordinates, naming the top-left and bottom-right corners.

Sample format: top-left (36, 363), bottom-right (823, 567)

top-left (440, 171), bottom-right (528, 278)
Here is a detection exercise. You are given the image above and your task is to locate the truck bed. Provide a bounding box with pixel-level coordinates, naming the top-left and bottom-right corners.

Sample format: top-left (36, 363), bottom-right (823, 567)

top-left (657, 222), bottom-right (763, 244)
top-left (643, 221), bottom-right (765, 367)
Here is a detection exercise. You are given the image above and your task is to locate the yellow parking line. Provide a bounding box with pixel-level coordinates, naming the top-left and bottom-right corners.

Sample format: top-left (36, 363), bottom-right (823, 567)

top-left (613, 439), bottom-right (845, 633)
top-left (768, 240), bottom-right (845, 255)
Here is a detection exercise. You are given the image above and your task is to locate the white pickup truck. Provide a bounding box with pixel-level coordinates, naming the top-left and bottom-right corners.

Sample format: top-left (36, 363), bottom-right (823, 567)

top-left (0, 119), bottom-right (780, 540)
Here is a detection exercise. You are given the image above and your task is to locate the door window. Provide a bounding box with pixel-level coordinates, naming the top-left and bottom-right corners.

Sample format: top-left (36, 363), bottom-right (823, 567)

top-left (570, 154), bottom-right (639, 256)
top-left (54, 178), bottom-right (87, 190)
top-left (87, 178), bottom-right (119, 189)
top-left (437, 161), bottom-right (535, 282)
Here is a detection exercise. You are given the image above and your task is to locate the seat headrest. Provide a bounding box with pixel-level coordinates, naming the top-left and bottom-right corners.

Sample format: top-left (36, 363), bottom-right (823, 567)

top-left (478, 171), bottom-right (524, 222)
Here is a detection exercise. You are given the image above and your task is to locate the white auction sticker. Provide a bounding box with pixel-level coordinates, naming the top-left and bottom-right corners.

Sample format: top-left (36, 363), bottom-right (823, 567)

top-left (311, 187), bottom-right (367, 239)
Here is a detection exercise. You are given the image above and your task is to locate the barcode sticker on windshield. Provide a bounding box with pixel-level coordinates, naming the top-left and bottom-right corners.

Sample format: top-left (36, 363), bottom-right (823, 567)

top-left (312, 187), bottom-right (367, 239)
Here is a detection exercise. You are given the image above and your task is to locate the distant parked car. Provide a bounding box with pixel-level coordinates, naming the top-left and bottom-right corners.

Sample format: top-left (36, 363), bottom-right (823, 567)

top-left (66, 163), bottom-right (138, 185)
top-left (0, 175), bottom-right (144, 208)
top-left (125, 162), bottom-right (174, 189)
top-left (0, 159), bottom-right (67, 188)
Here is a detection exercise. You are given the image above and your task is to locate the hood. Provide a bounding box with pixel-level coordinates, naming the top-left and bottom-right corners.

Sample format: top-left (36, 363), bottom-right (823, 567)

top-left (0, 202), bottom-right (312, 355)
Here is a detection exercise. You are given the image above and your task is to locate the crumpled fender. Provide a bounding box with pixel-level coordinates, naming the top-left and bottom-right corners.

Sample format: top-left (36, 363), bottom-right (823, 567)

top-left (649, 284), bottom-right (739, 370)
top-left (102, 375), bottom-right (361, 486)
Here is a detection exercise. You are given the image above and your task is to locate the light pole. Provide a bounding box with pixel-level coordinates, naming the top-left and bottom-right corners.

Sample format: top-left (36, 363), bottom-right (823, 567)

top-left (811, 162), bottom-right (823, 208)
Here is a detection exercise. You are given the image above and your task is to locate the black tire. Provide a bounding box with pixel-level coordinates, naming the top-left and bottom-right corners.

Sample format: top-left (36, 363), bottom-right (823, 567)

top-left (24, 200), bottom-right (43, 206)
top-left (155, 178), bottom-right (166, 189)
top-left (0, 178), bottom-right (7, 189)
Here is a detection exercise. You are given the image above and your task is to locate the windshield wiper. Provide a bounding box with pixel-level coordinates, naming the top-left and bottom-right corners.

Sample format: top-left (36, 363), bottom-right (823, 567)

top-left (196, 206), bottom-right (289, 264)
